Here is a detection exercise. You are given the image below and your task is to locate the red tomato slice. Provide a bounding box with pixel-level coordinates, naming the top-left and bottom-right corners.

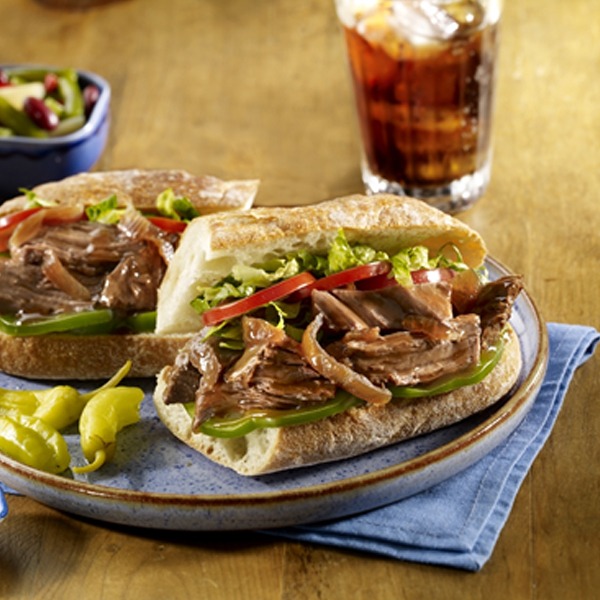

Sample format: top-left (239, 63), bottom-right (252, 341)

top-left (0, 207), bottom-right (43, 231)
top-left (289, 261), bottom-right (392, 301)
top-left (410, 268), bottom-right (455, 285)
top-left (146, 216), bottom-right (187, 233)
top-left (0, 207), bottom-right (43, 252)
top-left (356, 271), bottom-right (398, 291)
top-left (202, 271), bottom-right (317, 327)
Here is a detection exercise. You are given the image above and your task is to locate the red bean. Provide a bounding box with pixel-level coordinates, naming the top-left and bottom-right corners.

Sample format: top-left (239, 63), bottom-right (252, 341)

top-left (44, 72), bottom-right (59, 94)
top-left (0, 70), bottom-right (10, 87)
top-left (83, 84), bottom-right (100, 118)
top-left (23, 97), bottom-right (59, 131)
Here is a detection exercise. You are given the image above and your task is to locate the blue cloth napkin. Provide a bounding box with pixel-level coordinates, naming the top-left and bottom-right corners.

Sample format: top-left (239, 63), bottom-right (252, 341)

top-left (266, 323), bottom-right (600, 570)
top-left (1, 324), bottom-right (598, 569)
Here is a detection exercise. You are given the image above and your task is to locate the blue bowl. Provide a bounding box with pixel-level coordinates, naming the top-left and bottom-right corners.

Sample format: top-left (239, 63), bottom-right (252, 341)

top-left (0, 65), bottom-right (111, 201)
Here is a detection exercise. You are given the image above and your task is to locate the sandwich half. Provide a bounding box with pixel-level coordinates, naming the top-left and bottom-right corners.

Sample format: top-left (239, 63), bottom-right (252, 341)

top-left (0, 169), bottom-right (257, 379)
top-left (153, 194), bottom-right (523, 475)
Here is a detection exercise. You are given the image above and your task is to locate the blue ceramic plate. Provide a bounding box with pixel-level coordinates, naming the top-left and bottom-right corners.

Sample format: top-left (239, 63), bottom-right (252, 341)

top-left (0, 257), bottom-right (548, 530)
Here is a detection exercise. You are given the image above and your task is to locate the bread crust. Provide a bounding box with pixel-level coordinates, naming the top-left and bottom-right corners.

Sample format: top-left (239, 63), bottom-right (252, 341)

top-left (0, 169), bottom-right (257, 380)
top-left (153, 327), bottom-right (521, 476)
top-left (156, 194), bottom-right (487, 334)
top-left (0, 332), bottom-right (192, 380)
top-left (0, 169), bottom-right (258, 215)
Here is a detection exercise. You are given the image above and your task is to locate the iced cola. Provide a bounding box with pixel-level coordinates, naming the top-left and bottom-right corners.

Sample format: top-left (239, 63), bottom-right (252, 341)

top-left (336, 0), bottom-right (501, 212)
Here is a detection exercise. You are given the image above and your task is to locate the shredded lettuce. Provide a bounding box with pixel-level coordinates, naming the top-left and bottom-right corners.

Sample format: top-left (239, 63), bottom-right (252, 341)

top-left (18, 188), bottom-right (58, 209)
top-left (85, 194), bottom-right (124, 224)
top-left (191, 229), bottom-right (473, 318)
top-left (155, 188), bottom-right (199, 221)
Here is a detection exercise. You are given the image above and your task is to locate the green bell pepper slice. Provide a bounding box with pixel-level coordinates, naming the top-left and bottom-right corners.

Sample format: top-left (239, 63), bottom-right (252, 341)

top-left (196, 391), bottom-right (363, 439)
top-left (0, 309), bottom-right (156, 336)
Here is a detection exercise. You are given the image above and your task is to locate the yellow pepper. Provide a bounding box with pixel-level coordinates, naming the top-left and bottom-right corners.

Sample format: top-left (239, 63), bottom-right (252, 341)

top-left (73, 387), bottom-right (144, 474)
top-left (32, 360), bottom-right (133, 431)
top-left (32, 385), bottom-right (84, 431)
top-left (0, 389), bottom-right (40, 416)
top-left (0, 413), bottom-right (71, 474)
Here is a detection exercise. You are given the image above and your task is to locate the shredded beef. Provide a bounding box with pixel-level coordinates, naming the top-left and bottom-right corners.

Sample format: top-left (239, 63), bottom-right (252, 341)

top-left (0, 219), bottom-right (177, 317)
top-left (326, 314), bottom-right (481, 387)
top-left (471, 276), bottom-right (524, 349)
top-left (161, 273), bottom-right (524, 424)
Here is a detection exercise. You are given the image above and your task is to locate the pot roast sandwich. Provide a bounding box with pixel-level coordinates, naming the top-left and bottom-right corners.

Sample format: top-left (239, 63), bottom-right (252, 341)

top-left (0, 169), bottom-right (258, 379)
top-left (153, 194), bottom-right (523, 475)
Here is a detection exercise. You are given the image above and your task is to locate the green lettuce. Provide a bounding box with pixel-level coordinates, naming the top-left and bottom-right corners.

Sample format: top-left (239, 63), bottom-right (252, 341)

top-left (191, 229), bottom-right (473, 318)
top-left (155, 188), bottom-right (200, 221)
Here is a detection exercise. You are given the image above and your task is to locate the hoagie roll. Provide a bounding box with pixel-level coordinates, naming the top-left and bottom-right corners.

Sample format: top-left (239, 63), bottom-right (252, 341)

top-left (153, 194), bottom-right (523, 475)
top-left (0, 169), bottom-right (257, 379)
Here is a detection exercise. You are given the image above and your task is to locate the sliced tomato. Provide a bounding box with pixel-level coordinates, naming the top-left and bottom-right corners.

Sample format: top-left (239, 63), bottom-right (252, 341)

top-left (410, 268), bottom-right (455, 285)
top-left (202, 271), bottom-right (317, 327)
top-left (356, 271), bottom-right (398, 291)
top-left (0, 207), bottom-right (43, 252)
top-left (0, 207), bottom-right (43, 231)
top-left (289, 261), bottom-right (392, 301)
top-left (146, 216), bottom-right (187, 233)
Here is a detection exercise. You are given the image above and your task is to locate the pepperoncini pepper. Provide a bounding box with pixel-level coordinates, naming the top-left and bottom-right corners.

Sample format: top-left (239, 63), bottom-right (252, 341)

top-left (0, 389), bottom-right (40, 416)
top-left (0, 361), bottom-right (140, 475)
top-left (73, 387), bottom-right (144, 474)
top-left (32, 360), bottom-right (133, 431)
top-left (0, 413), bottom-right (70, 474)
top-left (32, 385), bottom-right (85, 431)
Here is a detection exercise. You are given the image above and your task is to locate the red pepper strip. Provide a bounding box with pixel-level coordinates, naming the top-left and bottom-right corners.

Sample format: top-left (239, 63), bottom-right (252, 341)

top-left (0, 207), bottom-right (43, 252)
top-left (289, 261), bottom-right (392, 301)
top-left (202, 271), bottom-right (317, 327)
top-left (146, 216), bottom-right (187, 233)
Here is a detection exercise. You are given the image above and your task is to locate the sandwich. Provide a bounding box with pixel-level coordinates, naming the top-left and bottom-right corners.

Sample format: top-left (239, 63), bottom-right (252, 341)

top-left (153, 194), bottom-right (523, 475)
top-left (0, 169), bottom-right (258, 379)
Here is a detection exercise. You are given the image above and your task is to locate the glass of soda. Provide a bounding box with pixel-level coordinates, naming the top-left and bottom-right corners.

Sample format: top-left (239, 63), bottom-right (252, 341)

top-left (335, 0), bottom-right (502, 213)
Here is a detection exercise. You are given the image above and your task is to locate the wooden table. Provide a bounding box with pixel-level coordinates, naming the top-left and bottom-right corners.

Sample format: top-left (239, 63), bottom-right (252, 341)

top-left (1, 0), bottom-right (599, 598)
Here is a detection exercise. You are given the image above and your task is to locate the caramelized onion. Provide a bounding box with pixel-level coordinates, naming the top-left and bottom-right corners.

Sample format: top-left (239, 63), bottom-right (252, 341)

top-left (119, 208), bottom-right (177, 264)
top-left (301, 312), bottom-right (392, 405)
top-left (9, 205), bottom-right (85, 252)
top-left (42, 249), bottom-right (91, 301)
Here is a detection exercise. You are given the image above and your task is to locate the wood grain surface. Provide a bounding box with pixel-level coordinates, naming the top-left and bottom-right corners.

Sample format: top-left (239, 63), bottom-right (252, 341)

top-left (1, 0), bottom-right (599, 598)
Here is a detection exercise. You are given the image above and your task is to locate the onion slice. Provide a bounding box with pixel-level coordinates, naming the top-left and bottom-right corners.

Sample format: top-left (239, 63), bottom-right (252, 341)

top-left (301, 312), bottom-right (392, 405)
top-left (9, 205), bottom-right (85, 252)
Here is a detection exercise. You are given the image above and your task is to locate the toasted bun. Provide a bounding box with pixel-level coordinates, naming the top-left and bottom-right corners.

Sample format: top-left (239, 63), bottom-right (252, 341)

top-left (0, 169), bottom-right (258, 380)
top-left (152, 193), bottom-right (517, 476)
top-left (0, 332), bottom-right (191, 380)
top-left (153, 326), bottom-right (522, 475)
top-left (156, 194), bottom-right (487, 334)
top-left (0, 169), bottom-right (258, 215)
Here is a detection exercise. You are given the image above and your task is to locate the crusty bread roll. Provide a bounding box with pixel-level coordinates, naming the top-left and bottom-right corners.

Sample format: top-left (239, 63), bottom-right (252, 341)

top-left (0, 169), bottom-right (259, 216)
top-left (0, 169), bottom-right (257, 380)
top-left (152, 194), bottom-right (523, 475)
top-left (156, 194), bottom-right (487, 334)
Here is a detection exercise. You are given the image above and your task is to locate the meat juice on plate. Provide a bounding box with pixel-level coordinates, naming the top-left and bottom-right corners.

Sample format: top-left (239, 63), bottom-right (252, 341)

top-left (336, 0), bottom-right (501, 213)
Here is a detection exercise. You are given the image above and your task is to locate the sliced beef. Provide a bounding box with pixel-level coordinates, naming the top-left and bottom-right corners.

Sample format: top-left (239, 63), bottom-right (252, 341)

top-left (326, 314), bottom-right (481, 387)
top-left (11, 221), bottom-right (135, 274)
top-left (0, 217), bottom-right (177, 317)
top-left (331, 282), bottom-right (453, 329)
top-left (0, 262), bottom-right (95, 315)
top-left (99, 243), bottom-right (166, 313)
top-left (220, 317), bottom-right (336, 410)
top-left (311, 289), bottom-right (368, 332)
top-left (470, 275), bottom-right (524, 349)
